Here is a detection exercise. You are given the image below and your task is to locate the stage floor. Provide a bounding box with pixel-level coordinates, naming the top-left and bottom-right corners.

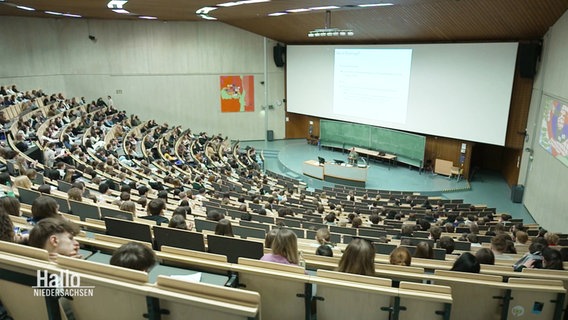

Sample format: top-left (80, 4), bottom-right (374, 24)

top-left (243, 139), bottom-right (535, 224)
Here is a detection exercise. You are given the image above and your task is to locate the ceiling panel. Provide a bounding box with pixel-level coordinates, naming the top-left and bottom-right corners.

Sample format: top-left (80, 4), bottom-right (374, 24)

top-left (0, 0), bottom-right (567, 44)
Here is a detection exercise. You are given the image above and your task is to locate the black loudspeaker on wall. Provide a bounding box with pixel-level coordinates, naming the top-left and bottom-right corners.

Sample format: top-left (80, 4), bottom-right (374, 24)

top-left (273, 44), bottom-right (286, 68)
top-left (518, 43), bottom-right (541, 79)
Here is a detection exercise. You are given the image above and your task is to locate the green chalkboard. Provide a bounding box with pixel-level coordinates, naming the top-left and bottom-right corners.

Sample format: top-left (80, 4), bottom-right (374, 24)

top-left (320, 120), bottom-right (425, 167)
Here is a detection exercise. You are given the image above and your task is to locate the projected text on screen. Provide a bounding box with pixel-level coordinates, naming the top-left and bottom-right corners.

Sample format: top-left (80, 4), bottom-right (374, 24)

top-left (333, 48), bottom-right (412, 124)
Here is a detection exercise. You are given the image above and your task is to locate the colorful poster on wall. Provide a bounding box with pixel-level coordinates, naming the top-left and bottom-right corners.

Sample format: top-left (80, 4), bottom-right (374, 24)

top-left (220, 75), bottom-right (254, 112)
top-left (539, 96), bottom-right (568, 166)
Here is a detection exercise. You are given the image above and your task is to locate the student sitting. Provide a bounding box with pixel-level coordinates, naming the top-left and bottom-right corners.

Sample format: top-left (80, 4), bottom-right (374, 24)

top-left (389, 246), bottom-right (412, 266)
top-left (261, 229), bottom-right (300, 266)
top-left (337, 238), bottom-right (375, 276)
top-left (140, 199), bottom-right (169, 225)
top-left (28, 218), bottom-right (81, 260)
top-left (214, 219), bottom-right (234, 237)
top-left (450, 252), bottom-right (480, 273)
top-left (110, 242), bottom-right (157, 272)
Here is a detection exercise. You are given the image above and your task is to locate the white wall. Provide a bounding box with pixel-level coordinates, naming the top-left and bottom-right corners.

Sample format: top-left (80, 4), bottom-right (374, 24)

top-left (521, 10), bottom-right (568, 232)
top-left (0, 17), bottom-right (285, 140)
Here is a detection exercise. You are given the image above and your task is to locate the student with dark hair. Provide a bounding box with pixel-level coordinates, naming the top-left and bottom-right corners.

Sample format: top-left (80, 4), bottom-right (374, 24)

top-left (140, 199), bottom-right (168, 225)
top-left (351, 216), bottom-right (363, 228)
top-left (215, 219), bottom-right (234, 237)
top-left (168, 214), bottom-right (189, 230)
top-left (28, 218), bottom-right (81, 260)
top-left (414, 241), bottom-right (434, 259)
top-left (475, 248), bottom-right (495, 265)
top-left (38, 184), bottom-right (52, 194)
top-left (29, 196), bottom-right (60, 225)
top-left (316, 245), bottom-right (333, 257)
top-left (438, 236), bottom-right (455, 254)
top-left (338, 238), bottom-right (375, 276)
top-left (429, 226), bottom-right (442, 242)
top-left (491, 233), bottom-right (514, 259)
top-left (0, 197), bottom-right (21, 217)
top-left (264, 228), bottom-right (279, 248)
top-left (110, 242), bottom-right (157, 272)
top-left (240, 212), bottom-right (252, 221)
top-left (206, 209), bottom-right (225, 221)
top-left (450, 252), bottom-right (480, 273)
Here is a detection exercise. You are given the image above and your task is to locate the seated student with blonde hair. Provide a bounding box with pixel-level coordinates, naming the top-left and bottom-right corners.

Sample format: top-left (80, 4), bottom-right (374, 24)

top-left (13, 175), bottom-right (32, 189)
top-left (261, 228), bottom-right (300, 266)
top-left (389, 246), bottom-right (412, 266)
top-left (338, 238), bottom-right (376, 276)
top-left (110, 242), bottom-right (157, 272)
top-left (28, 217), bottom-right (82, 260)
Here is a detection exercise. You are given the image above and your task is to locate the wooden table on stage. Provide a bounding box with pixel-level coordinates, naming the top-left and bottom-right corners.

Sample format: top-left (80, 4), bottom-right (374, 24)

top-left (353, 147), bottom-right (397, 169)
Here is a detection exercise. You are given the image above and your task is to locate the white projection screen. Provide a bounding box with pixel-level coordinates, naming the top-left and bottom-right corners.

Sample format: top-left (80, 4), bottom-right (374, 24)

top-left (286, 43), bottom-right (518, 146)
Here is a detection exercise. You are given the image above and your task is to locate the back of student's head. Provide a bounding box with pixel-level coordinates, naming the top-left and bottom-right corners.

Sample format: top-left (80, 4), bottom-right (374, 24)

top-left (429, 226), bottom-right (442, 241)
top-left (414, 241), bottom-right (434, 259)
top-left (67, 187), bottom-right (83, 202)
top-left (271, 229), bottom-right (299, 265)
top-left (316, 245), bottom-right (333, 257)
top-left (316, 228), bottom-right (331, 245)
top-left (515, 231), bottom-right (528, 244)
top-left (172, 206), bottom-right (190, 219)
top-left (168, 214), bottom-right (188, 230)
top-left (543, 247), bottom-right (564, 270)
top-left (351, 216), bottom-right (363, 228)
top-left (0, 208), bottom-right (15, 242)
top-left (207, 209), bottom-right (225, 221)
top-left (390, 246), bottom-right (412, 266)
top-left (438, 236), bottom-right (455, 254)
top-left (265, 228), bottom-right (279, 248)
top-left (338, 238), bottom-right (376, 276)
top-left (110, 242), bottom-right (157, 272)
top-left (0, 196), bottom-right (21, 217)
top-left (475, 248), bottom-right (495, 265)
top-left (38, 184), bottom-right (52, 194)
top-left (119, 201), bottom-right (137, 214)
top-left (490, 234), bottom-right (509, 253)
top-left (215, 219), bottom-right (234, 237)
top-left (450, 252), bottom-right (480, 273)
top-left (147, 199), bottom-right (165, 216)
top-left (31, 196), bottom-right (59, 221)
top-left (240, 212), bottom-right (252, 221)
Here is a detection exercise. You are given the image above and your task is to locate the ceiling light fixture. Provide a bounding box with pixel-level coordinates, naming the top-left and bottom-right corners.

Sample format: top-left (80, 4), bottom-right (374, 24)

top-left (217, 0), bottom-right (269, 7)
top-left (107, 0), bottom-right (128, 9)
top-left (268, 12), bottom-right (287, 17)
top-left (139, 16), bottom-right (157, 20)
top-left (358, 3), bottom-right (394, 7)
top-left (16, 5), bottom-right (35, 11)
top-left (307, 10), bottom-right (353, 38)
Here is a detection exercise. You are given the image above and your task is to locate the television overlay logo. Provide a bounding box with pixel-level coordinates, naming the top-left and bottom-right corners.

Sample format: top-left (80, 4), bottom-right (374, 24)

top-left (33, 269), bottom-right (95, 297)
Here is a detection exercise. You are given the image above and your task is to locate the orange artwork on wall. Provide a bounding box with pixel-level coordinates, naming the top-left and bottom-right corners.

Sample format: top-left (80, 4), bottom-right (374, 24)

top-left (220, 75), bottom-right (255, 112)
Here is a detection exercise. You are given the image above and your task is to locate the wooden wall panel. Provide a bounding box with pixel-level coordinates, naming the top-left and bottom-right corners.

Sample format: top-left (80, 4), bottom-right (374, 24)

top-left (505, 69), bottom-right (534, 148)
top-left (285, 112), bottom-right (320, 139)
top-left (425, 136), bottom-right (473, 179)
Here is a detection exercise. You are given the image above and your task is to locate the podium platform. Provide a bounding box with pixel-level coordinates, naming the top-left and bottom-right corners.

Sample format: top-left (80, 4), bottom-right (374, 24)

top-left (302, 160), bottom-right (368, 187)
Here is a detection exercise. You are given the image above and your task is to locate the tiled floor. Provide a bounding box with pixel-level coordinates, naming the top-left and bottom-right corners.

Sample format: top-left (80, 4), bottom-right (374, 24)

top-left (244, 139), bottom-right (536, 224)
